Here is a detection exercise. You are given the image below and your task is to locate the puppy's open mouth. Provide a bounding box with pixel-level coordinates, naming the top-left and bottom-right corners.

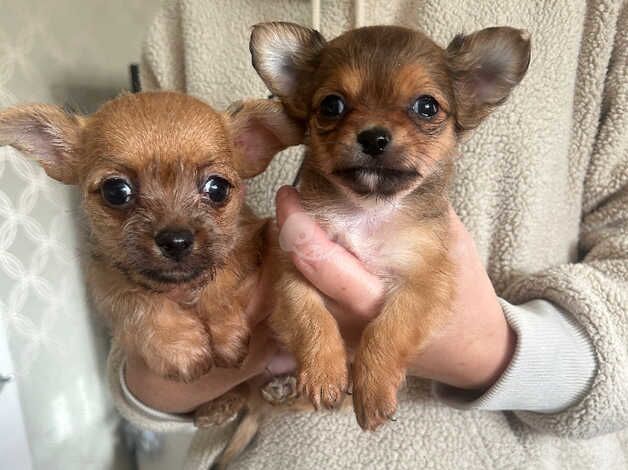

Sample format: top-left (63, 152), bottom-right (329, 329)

top-left (332, 167), bottom-right (419, 196)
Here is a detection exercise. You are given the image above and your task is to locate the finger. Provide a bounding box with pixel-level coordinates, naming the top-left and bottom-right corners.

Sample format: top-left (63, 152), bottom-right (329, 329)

top-left (275, 186), bottom-right (384, 319)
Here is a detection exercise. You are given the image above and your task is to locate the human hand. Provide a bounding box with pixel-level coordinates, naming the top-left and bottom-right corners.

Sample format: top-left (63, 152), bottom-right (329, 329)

top-left (275, 186), bottom-right (515, 391)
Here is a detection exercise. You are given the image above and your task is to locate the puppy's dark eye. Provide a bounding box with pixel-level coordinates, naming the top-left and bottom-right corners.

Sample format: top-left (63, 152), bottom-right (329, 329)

top-left (101, 178), bottom-right (134, 207)
top-left (411, 95), bottom-right (439, 118)
top-left (319, 94), bottom-right (345, 118)
top-left (201, 176), bottom-right (231, 205)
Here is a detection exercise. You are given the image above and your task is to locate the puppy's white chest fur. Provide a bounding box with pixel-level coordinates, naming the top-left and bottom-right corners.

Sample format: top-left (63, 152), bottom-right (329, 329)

top-left (321, 202), bottom-right (415, 276)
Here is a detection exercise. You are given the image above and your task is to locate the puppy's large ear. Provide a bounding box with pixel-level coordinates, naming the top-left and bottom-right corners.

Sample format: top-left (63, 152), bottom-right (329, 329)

top-left (0, 104), bottom-right (84, 184)
top-left (250, 22), bottom-right (326, 118)
top-left (447, 27), bottom-right (531, 132)
top-left (226, 99), bottom-right (305, 179)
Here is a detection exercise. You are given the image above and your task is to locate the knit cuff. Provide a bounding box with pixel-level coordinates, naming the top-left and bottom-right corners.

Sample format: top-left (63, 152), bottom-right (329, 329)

top-left (434, 299), bottom-right (596, 413)
top-left (119, 361), bottom-right (195, 425)
top-left (106, 343), bottom-right (197, 433)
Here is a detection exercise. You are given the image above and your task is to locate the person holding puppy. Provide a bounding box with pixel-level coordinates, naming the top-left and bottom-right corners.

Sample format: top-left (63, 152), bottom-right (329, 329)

top-left (111, 1), bottom-right (627, 468)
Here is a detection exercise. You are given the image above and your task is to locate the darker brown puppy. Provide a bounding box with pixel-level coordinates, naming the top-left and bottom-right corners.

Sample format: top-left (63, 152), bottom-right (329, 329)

top-left (250, 23), bottom-right (530, 430)
top-left (0, 92), bottom-right (302, 422)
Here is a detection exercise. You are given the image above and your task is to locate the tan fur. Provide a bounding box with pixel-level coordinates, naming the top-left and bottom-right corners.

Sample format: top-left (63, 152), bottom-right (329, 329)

top-left (195, 383), bottom-right (251, 428)
top-left (248, 23), bottom-right (530, 433)
top-left (0, 91), bottom-right (302, 422)
top-left (270, 257), bottom-right (350, 409)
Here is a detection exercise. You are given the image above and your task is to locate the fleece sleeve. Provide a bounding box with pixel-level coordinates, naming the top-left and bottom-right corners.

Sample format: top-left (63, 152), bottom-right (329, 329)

top-left (499, 5), bottom-right (628, 438)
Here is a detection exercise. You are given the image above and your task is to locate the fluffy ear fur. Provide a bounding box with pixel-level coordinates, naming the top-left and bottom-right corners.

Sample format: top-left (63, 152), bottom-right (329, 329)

top-left (447, 27), bottom-right (531, 132)
top-left (249, 22), bottom-right (326, 119)
top-left (0, 104), bottom-right (84, 184)
top-left (226, 99), bottom-right (305, 178)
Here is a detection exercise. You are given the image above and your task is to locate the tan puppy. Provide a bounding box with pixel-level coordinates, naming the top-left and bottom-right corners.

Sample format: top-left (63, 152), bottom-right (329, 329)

top-left (249, 23), bottom-right (531, 431)
top-left (0, 91), bottom-right (302, 423)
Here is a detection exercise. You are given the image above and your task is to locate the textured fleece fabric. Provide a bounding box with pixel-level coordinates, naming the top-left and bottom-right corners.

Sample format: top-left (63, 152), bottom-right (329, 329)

top-left (107, 0), bottom-right (628, 468)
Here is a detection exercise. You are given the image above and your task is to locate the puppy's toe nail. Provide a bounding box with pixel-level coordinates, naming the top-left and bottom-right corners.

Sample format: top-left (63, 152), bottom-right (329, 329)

top-left (311, 391), bottom-right (322, 410)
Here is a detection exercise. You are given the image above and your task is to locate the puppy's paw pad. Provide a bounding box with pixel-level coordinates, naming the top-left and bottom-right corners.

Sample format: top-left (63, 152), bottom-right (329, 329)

top-left (261, 374), bottom-right (298, 406)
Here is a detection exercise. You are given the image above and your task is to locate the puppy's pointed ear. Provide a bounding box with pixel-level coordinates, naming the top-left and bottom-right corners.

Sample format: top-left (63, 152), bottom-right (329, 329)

top-left (250, 22), bottom-right (326, 118)
top-left (226, 99), bottom-right (305, 179)
top-left (0, 104), bottom-right (84, 184)
top-left (447, 27), bottom-right (531, 132)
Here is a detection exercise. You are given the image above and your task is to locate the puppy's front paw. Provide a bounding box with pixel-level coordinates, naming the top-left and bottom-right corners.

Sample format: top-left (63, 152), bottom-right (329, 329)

top-left (143, 335), bottom-right (213, 383)
top-left (212, 326), bottom-right (251, 369)
top-left (194, 388), bottom-right (248, 428)
top-left (207, 307), bottom-right (251, 369)
top-left (298, 353), bottom-right (349, 410)
top-left (352, 363), bottom-right (402, 431)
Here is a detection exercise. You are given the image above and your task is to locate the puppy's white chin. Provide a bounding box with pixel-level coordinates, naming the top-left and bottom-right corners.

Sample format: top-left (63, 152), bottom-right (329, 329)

top-left (356, 169), bottom-right (380, 191)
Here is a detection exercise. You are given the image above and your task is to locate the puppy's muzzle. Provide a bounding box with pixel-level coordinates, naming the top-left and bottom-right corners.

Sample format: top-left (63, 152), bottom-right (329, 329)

top-left (155, 228), bottom-right (194, 261)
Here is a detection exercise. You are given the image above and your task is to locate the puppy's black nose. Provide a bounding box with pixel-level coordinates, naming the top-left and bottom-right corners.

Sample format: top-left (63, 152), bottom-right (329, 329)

top-left (357, 127), bottom-right (391, 157)
top-left (155, 229), bottom-right (194, 261)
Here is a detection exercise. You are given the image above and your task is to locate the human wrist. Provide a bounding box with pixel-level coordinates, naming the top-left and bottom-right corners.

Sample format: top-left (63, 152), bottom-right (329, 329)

top-left (408, 299), bottom-right (516, 390)
top-left (463, 317), bottom-right (516, 390)
top-left (124, 353), bottom-right (255, 414)
top-left (124, 353), bottom-right (203, 413)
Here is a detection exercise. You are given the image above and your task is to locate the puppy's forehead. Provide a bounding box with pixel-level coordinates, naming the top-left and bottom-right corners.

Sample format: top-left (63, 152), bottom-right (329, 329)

top-left (85, 92), bottom-right (231, 167)
top-left (317, 26), bottom-right (452, 105)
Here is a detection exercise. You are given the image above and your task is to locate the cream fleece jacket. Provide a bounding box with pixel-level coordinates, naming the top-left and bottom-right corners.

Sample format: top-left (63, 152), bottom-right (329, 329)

top-left (107, 0), bottom-right (628, 468)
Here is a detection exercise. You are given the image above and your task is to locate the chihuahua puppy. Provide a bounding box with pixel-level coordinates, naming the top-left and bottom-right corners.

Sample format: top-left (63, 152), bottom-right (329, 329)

top-left (0, 91), bottom-right (302, 423)
top-left (250, 23), bottom-right (530, 431)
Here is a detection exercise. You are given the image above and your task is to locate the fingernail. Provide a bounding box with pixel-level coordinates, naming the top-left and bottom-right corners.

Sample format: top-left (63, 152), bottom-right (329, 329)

top-left (278, 212), bottom-right (317, 253)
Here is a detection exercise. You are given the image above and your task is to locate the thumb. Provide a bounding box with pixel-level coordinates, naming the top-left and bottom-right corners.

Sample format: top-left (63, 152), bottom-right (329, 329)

top-left (275, 186), bottom-right (383, 319)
